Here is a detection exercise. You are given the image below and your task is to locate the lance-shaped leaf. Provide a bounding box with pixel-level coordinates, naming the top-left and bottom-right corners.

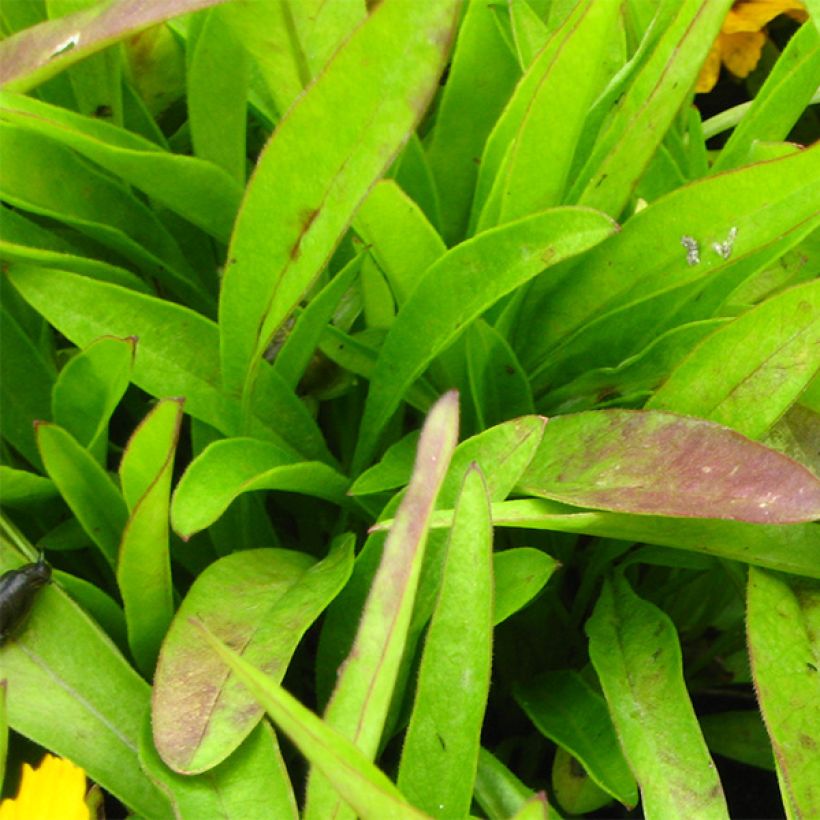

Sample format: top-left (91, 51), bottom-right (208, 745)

top-left (354, 207), bottom-right (615, 469)
top-left (218, 0), bottom-right (460, 394)
top-left (405, 499), bottom-right (820, 580)
top-left (51, 335), bottom-right (135, 463)
top-left (196, 622), bottom-right (428, 820)
top-left (747, 568), bottom-right (820, 817)
top-left (515, 670), bottom-right (637, 807)
top-left (517, 410), bottom-right (820, 524)
top-left (522, 145), bottom-right (820, 378)
top-left (586, 575), bottom-right (729, 819)
top-left (648, 280), bottom-right (820, 440)
top-left (153, 536), bottom-right (354, 773)
top-left (117, 399), bottom-right (183, 676)
top-left (398, 465), bottom-right (493, 818)
top-left (425, 0), bottom-right (520, 244)
top-left (493, 548), bottom-right (558, 625)
top-left (574, 0), bottom-right (732, 216)
top-left (474, 747), bottom-right (537, 820)
top-left (713, 22), bottom-right (820, 173)
top-left (304, 391), bottom-right (459, 820)
top-left (35, 422), bottom-right (128, 567)
top-left (0, 91), bottom-right (243, 242)
top-left (8, 266), bottom-right (330, 462)
top-left (0, 0), bottom-right (229, 93)
top-left (170, 438), bottom-right (350, 539)
top-left (0, 524), bottom-right (170, 818)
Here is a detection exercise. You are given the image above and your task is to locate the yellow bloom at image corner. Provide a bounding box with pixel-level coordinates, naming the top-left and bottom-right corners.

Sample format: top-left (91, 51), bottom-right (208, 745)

top-left (0, 753), bottom-right (90, 820)
top-left (697, 0), bottom-right (809, 92)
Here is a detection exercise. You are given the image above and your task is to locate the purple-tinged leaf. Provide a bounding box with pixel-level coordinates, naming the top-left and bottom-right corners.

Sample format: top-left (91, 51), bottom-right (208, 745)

top-left (304, 390), bottom-right (459, 820)
top-left (0, 0), bottom-right (229, 93)
top-left (517, 410), bottom-right (820, 523)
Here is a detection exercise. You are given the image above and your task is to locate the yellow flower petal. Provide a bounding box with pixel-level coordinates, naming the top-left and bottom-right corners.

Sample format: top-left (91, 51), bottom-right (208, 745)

top-left (0, 754), bottom-right (89, 820)
top-left (720, 30), bottom-right (767, 77)
top-left (723, 0), bottom-right (806, 33)
top-left (696, 44), bottom-right (724, 93)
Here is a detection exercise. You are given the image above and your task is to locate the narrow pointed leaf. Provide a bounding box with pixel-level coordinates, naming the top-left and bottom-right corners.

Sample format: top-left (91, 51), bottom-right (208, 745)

top-left (305, 391), bottom-right (459, 820)
top-left (196, 623), bottom-right (428, 820)
top-left (586, 575), bottom-right (729, 818)
top-left (515, 670), bottom-right (637, 807)
top-left (747, 568), bottom-right (820, 816)
top-left (0, 0), bottom-right (228, 93)
top-left (35, 422), bottom-right (127, 566)
top-left (355, 207), bottom-right (616, 468)
top-left (117, 399), bottom-right (183, 675)
top-left (648, 280), bottom-right (820, 439)
top-left (398, 466), bottom-right (493, 817)
top-left (219, 0), bottom-right (460, 394)
top-left (517, 410), bottom-right (820, 523)
top-left (51, 335), bottom-right (135, 460)
top-left (493, 547), bottom-right (558, 625)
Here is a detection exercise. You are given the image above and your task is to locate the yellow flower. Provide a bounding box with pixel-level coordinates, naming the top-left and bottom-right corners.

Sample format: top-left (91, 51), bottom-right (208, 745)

top-left (0, 754), bottom-right (90, 820)
top-left (697, 0), bottom-right (809, 93)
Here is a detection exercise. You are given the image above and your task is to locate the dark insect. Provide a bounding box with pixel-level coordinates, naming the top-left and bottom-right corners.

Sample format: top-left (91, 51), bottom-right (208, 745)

top-left (0, 555), bottom-right (52, 645)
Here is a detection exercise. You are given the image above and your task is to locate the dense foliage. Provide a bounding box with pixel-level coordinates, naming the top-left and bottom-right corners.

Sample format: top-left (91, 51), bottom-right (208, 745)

top-left (0, 0), bottom-right (819, 817)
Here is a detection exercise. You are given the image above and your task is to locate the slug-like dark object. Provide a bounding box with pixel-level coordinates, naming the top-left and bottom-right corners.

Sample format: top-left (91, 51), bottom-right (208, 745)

top-left (0, 555), bottom-right (51, 645)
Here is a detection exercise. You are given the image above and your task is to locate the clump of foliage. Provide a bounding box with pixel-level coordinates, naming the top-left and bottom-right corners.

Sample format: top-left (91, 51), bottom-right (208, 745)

top-left (0, 0), bottom-right (818, 817)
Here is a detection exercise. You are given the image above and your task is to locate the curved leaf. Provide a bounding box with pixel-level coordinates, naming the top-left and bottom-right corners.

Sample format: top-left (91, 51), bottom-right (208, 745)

top-left (219, 0), bottom-right (460, 394)
top-left (517, 409), bottom-right (820, 523)
top-left (0, 520), bottom-right (170, 818)
top-left (354, 207), bottom-right (616, 469)
top-left (153, 536), bottom-right (354, 773)
top-left (170, 438), bottom-right (350, 539)
top-left (586, 575), bottom-right (728, 818)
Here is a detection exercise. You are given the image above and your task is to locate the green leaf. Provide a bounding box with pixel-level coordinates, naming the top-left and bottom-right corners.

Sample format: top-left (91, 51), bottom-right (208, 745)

top-left (467, 319), bottom-right (534, 429)
top-left (272, 251), bottom-right (363, 390)
top-left (0, 679), bottom-right (7, 777)
top-left (712, 21), bottom-right (820, 173)
top-left (354, 207), bottom-right (616, 469)
top-left (515, 670), bottom-right (637, 807)
top-left (747, 568), bottom-right (820, 816)
top-left (0, 90), bottom-right (243, 243)
top-left (0, 303), bottom-right (55, 469)
top-left (353, 180), bottom-right (446, 306)
top-left (0, 127), bottom-right (210, 311)
top-left (476, 0), bottom-right (619, 229)
top-left (153, 537), bottom-right (353, 773)
top-left (0, 0), bottom-right (228, 93)
top-left (517, 409), bottom-right (820, 523)
top-left (647, 280), bottom-right (820, 439)
top-left (398, 465), bottom-right (493, 817)
top-left (196, 621), bottom-right (428, 820)
top-left (218, 0), bottom-right (460, 395)
top-left (523, 145), bottom-right (820, 383)
top-left (141, 719), bottom-right (298, 820)
top-left (170, 438), bottom-right (350, 539)
top-left (493, 547), bottom-right (558, 625)
top-left (305, 391), bottom-right (459, 820)
top-left (8, 266), bottom-right (330, 461)
top-left (117, 399), bottom-right (183, 675)
top-left (700, 711), bottom-right (775, 771)
top-left (586, 575), bottom-right (729, 819)
top-left (0, 520), bottom-right (171, 818)
top-left (186, 8), bottom-right (249, 183)
top-left (51, 335), bottom-right (135, 462)
top-left (574, 0), bottom-right (732, 216)
top-left (426, 0), bottom-right (520, 244)
top-left (0, 467), bottom-right (57, 507)
top-left (414, 498), bottom-right (820, 579)
top-left (36, 422), bottom-right (128, 566)
top-left (474, 747), bottom-right (538, 820)
top-left (347, 432), bottom-right (420, 496)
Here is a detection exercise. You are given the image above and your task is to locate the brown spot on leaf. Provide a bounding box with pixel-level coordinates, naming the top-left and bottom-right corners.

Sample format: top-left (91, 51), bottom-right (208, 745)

top-left (289, 208), bottom-right (320, 261)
